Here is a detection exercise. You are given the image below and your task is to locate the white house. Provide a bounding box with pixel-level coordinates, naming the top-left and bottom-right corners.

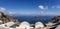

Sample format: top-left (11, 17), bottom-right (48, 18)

top-left (17, 21), bottom-right (30, 29)
top-left (35, 22), bottom-right (44, 29)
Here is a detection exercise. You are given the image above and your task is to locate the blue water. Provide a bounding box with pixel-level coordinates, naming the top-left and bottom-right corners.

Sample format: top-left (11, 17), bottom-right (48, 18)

top-left (12, 16), bottom-right (54, 24)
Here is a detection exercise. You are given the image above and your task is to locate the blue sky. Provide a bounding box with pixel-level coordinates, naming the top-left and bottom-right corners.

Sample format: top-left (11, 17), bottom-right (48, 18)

top-left (0, 0), bottom-right (60, 15)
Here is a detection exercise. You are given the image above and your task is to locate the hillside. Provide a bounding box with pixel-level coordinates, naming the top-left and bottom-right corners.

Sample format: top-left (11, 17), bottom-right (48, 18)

top-left (0, 12), bottom-right (20, 24)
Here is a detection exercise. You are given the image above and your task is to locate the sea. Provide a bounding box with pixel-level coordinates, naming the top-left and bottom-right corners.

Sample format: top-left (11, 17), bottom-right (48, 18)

top-left (12, 15), bottom-right (54, 24)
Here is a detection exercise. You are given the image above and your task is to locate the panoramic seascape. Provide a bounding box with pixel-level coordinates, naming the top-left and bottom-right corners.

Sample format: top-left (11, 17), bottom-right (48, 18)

top-left (0, 0), bottom-right (60, 29)
top-left (12, 16), bottom-right (54, 24)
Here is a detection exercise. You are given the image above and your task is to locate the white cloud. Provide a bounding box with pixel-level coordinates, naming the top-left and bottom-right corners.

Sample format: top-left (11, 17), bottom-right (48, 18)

top-left (7, 11), bottom-right (17, 15)
top-left (38, 5), bottom-right (48, 10)
top-left (40, 11), bottom-right (44, 14)
top-left (0, 7), bottom-right (17, 15)
top-left (0, 7), bottom-right (6, 12)
top-left (8, 11), bottom-right (13, 14)
top-left (52, 5), bottom-right (60, 8)
top-left (38, 11), bottom-right (59, 16)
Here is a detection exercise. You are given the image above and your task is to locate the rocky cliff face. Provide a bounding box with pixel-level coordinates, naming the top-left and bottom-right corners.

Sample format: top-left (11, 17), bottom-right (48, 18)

top-left (46, 16), bottom-right (60, 29)
top-left (51, 16), bottom-right (60, 23)
top-left (0, 12), bottom-right (20, 24)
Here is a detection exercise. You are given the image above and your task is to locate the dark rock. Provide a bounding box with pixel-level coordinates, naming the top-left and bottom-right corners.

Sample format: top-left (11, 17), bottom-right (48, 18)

top-left (51, 16), bottom-right (60, 23)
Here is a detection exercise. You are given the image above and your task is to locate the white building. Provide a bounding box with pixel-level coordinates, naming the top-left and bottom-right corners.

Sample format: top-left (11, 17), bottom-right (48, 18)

top-left (35, 22), bottom-right (44, 29)
top-left (17, 21), bottom-right (30, 29)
